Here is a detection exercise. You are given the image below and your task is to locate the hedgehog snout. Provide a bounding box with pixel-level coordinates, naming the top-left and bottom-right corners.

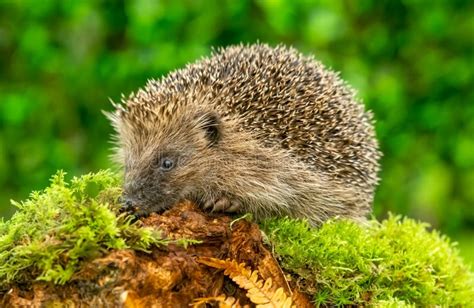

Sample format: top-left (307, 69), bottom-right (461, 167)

top-left (121, 178), bottom-right (176, 214)
top-left (119, 197), bottom-right (136, 213)
top-left (121, 181), bottom-right (148, 208)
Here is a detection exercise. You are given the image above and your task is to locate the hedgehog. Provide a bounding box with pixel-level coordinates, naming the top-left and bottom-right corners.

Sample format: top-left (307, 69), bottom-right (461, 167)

top-left (106, 43), bottom-right (381, 225)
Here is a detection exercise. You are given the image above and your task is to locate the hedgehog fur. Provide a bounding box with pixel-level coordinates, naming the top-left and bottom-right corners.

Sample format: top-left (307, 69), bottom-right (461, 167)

top-left (107, 43), bottom-right (381, 225)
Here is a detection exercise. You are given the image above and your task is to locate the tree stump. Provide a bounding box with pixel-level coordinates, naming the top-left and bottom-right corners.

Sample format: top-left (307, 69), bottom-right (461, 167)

top-left (1, 201), bottom-right (312, 307)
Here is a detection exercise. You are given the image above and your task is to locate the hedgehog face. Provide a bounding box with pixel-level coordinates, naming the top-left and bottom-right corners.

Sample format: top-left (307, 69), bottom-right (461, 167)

top-left (118, 110), bottom-right (223, 216)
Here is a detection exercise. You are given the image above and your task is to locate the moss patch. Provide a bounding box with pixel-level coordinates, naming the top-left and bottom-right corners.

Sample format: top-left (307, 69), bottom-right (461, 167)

top-left (1, 170), bottom-right (472, 306)
top-left (0, 170), bottom-right (167, 287)
top-left (260, 216), bottom-right (474, 306)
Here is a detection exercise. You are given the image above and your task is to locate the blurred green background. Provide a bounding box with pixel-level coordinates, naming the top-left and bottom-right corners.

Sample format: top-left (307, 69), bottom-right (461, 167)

top-left (0, 1), bottom-right (473, 263)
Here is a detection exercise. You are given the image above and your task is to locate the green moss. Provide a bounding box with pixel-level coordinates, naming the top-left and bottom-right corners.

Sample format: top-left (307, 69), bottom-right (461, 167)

top-left (0, 170), bottom-right (170, 287)
top-left (261, 216), bottom-right (474, 306)
top-left (2, 170), bottom-right (473, 306)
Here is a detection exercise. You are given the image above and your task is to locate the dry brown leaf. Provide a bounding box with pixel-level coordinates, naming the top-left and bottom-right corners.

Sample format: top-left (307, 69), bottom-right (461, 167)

top-left (197, 257), bottom-right (296, 308)
top-left (192, 295), bottom-right (248, 308)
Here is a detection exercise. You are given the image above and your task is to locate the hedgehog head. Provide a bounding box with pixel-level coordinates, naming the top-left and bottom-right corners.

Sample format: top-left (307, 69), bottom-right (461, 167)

top-left (106, 94), bottom-right (228, 215)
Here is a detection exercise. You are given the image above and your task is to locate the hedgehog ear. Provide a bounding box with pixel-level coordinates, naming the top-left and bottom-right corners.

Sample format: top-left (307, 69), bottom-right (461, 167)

top-left (197, 112), bottom-right (221, 147)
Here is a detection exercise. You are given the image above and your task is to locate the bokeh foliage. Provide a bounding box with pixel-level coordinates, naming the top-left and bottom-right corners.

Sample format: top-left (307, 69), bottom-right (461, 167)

top-left (0, 1), bottom-right (472, 251)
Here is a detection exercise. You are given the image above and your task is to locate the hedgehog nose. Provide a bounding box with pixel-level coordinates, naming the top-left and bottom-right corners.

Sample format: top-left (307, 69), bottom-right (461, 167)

top-left (120, 197), bottom-right (136, 213)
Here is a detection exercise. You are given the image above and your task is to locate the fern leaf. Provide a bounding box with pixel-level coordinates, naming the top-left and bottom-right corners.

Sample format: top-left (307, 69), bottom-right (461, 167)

top-left (192, 295), bottom-right (244, 308)
top-left (197, 257), bottom-right (296, 308)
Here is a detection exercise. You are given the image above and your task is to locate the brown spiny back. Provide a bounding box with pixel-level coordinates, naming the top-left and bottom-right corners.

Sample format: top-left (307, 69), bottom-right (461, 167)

top-left (123, 44), bottom-right (380, 197)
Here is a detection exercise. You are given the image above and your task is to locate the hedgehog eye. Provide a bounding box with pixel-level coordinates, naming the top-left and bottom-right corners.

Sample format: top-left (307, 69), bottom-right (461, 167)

top-left (160, 158), bottom-right (174, 171)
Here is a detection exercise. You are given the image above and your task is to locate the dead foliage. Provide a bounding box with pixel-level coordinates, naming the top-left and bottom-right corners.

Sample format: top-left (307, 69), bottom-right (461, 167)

top-left (195, 257), bottom-right (296, 307)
